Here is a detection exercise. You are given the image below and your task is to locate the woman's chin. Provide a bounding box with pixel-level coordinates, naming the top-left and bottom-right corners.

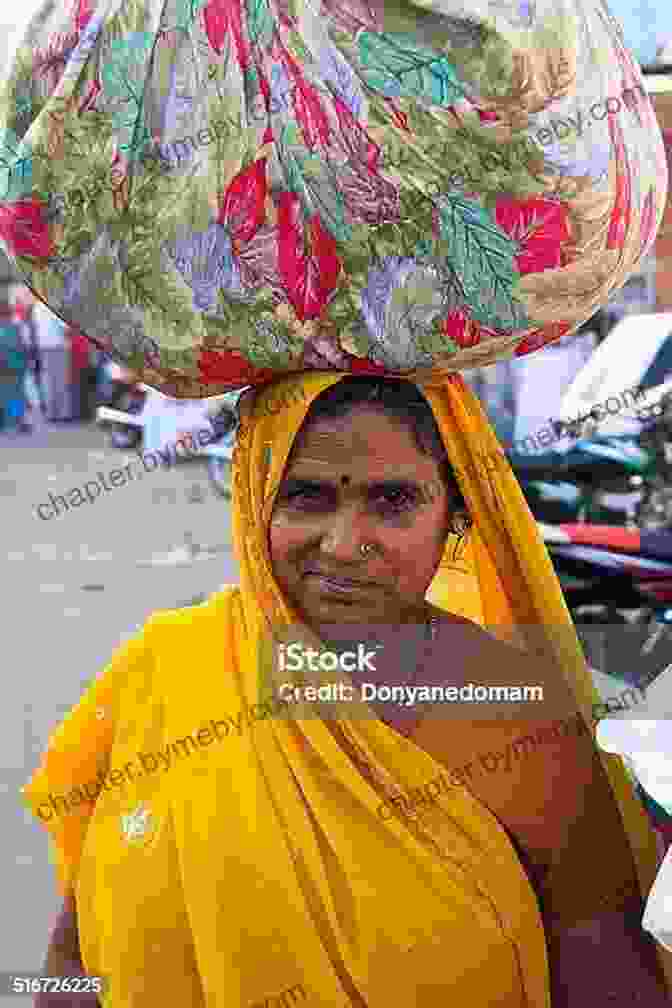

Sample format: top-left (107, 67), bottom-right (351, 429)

top-left (300, 595), bottom-right (385, 628)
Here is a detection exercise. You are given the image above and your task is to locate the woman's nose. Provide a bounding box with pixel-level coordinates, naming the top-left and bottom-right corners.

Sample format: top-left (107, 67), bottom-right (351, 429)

top-left (319, 506), bottom-right (375, 562)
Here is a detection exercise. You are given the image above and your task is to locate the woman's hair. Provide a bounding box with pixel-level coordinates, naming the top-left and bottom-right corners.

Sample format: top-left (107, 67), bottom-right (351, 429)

top-left (305, 377), bottom-right (473, 533)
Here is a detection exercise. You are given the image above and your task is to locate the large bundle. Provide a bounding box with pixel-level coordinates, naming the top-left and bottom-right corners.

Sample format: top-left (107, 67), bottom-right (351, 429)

top-left (0, 0), bottom-right (667, 396)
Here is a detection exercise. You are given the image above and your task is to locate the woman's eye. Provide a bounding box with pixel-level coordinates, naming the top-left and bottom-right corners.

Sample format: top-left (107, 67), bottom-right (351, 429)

top-left (279, 483), bottom-right (328, 507)
top-left (374, 489), bottom-right (417, 513)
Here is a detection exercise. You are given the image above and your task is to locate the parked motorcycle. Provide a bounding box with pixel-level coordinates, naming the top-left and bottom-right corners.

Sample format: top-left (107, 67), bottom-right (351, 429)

top-left (554, 312), bottom-right (672, 528)
top-left (96, 383), bottom-right (237, 483)
top-left (509, 431), bottom-right (654, 525)
top-left (504, 310), bottom-right (672, 528)
top-left (539, 521), bottom-right (672, 688)
top-left (96, 360), bottom-right (147, 450)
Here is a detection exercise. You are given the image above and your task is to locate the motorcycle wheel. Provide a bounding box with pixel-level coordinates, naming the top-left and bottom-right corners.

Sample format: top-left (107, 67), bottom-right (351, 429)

top-left (208, 457), bottom-right (231, 498)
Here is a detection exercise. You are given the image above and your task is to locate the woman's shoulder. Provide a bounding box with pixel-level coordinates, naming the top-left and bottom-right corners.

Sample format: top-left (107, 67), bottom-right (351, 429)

top-left (90, 587), bottom-right (244, 709)
top-left (428, 607), bottom-right (575, 713)
top-left (428, 607), bottom-right (548, 679)
top-left (144, 585), bottom-right (243, 639)
top-left (428, 606), bottom-right (521, 652)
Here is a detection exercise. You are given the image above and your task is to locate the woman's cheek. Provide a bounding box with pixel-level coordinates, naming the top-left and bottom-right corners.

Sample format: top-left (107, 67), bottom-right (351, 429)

top-left (268, 512), bottom-right (313, 561)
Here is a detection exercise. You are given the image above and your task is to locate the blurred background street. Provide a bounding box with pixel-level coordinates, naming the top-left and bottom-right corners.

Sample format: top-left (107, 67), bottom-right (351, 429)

top-left (2, 415), bottom-right (238, 994)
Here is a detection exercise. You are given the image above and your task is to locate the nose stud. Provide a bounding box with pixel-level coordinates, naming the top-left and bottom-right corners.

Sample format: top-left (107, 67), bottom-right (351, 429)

top-left (360, 543), bottom-right (376, 556)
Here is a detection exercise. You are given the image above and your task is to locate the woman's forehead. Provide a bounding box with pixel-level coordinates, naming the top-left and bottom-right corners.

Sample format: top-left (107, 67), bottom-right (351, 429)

top-left (287, 409), bottom-right (438, 476)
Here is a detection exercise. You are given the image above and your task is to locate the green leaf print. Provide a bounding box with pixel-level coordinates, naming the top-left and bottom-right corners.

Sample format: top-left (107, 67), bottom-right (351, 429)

top-left (0, 127), bottom-right (34, 202)
top-left (172, 0), bottom-right (208, 32)
top-left (246, 0), bottom-right (276, 46)
top-left (278, 124), bottom-right (352, 242)
top-left (357, 32), bottom-right (465, 105)
top-left (288, 31), bottom-right (311, 62)
top-left (436, 195), bottom-right (530, 332)
top-left (238, 313), bottom-right (302, 368)
top-left (101, 33), bottom-right (154, 162)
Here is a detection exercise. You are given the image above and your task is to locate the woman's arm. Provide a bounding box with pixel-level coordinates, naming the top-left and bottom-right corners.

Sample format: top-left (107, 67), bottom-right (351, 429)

top-left (35, 891), bottom-right (99, 1008)
top-left (413, 624), bottom-right (672, 1003)
top-left (545, 906), bottom-right (671, 1006)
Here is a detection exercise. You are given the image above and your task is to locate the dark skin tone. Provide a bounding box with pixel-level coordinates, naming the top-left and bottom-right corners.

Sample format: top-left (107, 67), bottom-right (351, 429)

top-left (39, 407), bottom-right (671, 1005)
top-left (269, 406), bottom-right (672, 1005)
top-left (269, 406), bottom-right (455, 631)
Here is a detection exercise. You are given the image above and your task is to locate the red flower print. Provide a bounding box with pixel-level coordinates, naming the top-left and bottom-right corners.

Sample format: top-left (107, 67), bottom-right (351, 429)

top-left (279, 49), bottom-right (331, 149)
top-left (440, 311), bottom-right (482, 348)
top-left (495, 197), bottom-right (570, 275)
top-left (0, 198), bottom-right (54, 259)
top-left (197, 349), bottom-right (278, 386)
top-left (347, 356), bottom-right (391, 376)
top-left (277, 192), bottom-right (341, 321)
top-left (72, 0), bottom-right (94, 32)
top-left (217, 159), bottom-right (267, 244)
top-left (607, 115), bottom-right (631, 251)
top-left (514, 321), bottom-right (571, 357)
top-left (201, 0), bottom-right (250, 67)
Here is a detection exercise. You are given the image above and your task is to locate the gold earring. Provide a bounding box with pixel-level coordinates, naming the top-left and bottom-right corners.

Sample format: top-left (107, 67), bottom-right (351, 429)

top-left (450, 514), bottom-right (469, 562)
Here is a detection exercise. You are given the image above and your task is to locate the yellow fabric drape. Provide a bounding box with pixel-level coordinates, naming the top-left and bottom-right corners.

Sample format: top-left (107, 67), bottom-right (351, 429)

top-left (20, 370), bottom-right (665, 1007)
top-left (423, 374), bottom-right (660, 900)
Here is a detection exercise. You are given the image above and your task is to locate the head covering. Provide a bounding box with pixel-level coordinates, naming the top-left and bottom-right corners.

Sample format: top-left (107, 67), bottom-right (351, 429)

top-left (21, 370), bottom-right (669, 1006)
top-left (230, 370), bottom-right (667, 986)
top-left (0, 0), bottom-right (666, 395)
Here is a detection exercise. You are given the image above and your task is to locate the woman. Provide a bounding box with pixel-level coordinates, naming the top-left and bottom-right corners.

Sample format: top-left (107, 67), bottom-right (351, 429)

top-left (0, 293), bottom-right (31, 432)
top-left (24, 373), bottom-right (672, 1007)
top-left (32, 300), bottom-right (74, 422)
top-left (67, 325), bottom-right (96, 421)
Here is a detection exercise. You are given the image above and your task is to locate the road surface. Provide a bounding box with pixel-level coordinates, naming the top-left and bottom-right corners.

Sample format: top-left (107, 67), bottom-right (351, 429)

top-left (1, 418), bottom-right (238, 995)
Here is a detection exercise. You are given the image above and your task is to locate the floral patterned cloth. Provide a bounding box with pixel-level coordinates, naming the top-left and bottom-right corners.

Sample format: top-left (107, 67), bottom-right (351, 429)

top-left (0, 0), bottom-right (667, 396)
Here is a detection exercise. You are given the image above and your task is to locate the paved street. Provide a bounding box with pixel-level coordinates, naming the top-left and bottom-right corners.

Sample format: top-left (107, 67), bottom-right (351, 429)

top-left (0, 415), bottom-right (634, 997)
top-left (1, 417), bottom-right (239, 993)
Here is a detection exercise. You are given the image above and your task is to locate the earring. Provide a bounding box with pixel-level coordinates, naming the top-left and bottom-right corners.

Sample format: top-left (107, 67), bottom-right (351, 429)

top-left (450, 514), bottom-right (470, 562)
top-left (450, 534), bottom-right (464, 563)
top-left (451, 513), bottom-right (470, 537)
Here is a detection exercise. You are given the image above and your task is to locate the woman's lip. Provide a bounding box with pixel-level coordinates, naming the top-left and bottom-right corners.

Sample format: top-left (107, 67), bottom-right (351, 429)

top-left (304, 573), bottom-right (374, 594)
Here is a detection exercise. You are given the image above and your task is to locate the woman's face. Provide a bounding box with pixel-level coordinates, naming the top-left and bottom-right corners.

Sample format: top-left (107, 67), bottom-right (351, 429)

top-left (269, 406), bottom-right (454, 629)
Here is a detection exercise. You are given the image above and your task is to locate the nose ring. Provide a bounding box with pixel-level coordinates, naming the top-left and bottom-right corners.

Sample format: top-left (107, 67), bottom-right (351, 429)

top-left (360, 543), bottom-right (376, 556)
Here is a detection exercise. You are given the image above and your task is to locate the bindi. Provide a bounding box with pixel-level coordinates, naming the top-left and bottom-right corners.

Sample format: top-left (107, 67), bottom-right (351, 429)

top-left (340, 475), bottom-right (351, 487)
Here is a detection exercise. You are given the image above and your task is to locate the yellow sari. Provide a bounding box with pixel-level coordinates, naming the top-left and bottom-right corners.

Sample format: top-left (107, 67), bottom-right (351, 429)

top-left (22, 371), bottom-right (664, 1007)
